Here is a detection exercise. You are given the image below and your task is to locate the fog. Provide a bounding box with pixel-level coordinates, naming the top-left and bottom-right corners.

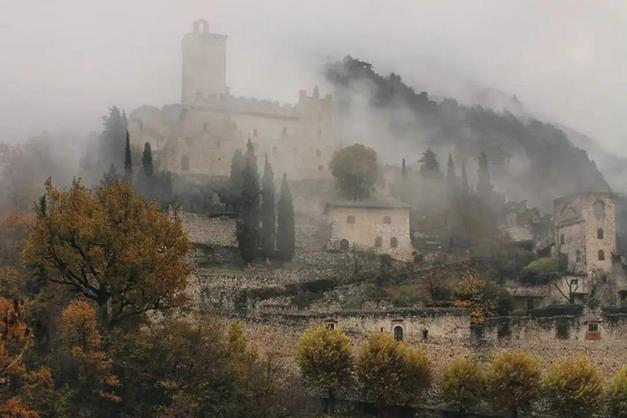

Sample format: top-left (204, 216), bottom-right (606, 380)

top-left (1, 0), bottom-right (626, 157)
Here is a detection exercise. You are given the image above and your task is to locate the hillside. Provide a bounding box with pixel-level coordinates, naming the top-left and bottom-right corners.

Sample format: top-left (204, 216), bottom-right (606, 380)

top-left (325, 56), bottom-right (610, 210)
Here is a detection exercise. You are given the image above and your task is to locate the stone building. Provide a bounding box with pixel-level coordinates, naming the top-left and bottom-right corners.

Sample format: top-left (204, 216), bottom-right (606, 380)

top-left (554, 192), bottom-right (616, 275)
top-left (324, 200), bottom-right (413, 260)
top-left (128, 19), bottom-right (337, 181)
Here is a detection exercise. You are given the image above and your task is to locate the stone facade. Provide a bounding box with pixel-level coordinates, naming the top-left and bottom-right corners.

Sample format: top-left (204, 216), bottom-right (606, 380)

top-left (324, 201), bottom-right (413, 260)
top-left (128, 20), bottom-right (337, 181)
top-left (182, 212), bottom-right (237, 247)
top-left (554, 192), bottom-right (617, 274)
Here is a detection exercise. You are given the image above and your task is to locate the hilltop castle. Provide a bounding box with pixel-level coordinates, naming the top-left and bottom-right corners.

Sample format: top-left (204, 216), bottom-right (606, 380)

top-left (128, 19), bottom-right (337, 180)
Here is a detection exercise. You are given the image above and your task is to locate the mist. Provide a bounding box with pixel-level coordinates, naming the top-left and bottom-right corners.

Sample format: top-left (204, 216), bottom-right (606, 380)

top-left (1, 0), bottom-right (626, 160)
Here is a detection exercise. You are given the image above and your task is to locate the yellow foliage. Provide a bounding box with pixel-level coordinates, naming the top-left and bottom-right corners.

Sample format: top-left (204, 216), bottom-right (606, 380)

top-left (486, 351), bottom-right (541, 415)
top-left (608, 365), bottom-right (627, 418)
top-left (454, 272), bottom-right (498, 326)
top-left (441, 357), bottom-right (485, 412)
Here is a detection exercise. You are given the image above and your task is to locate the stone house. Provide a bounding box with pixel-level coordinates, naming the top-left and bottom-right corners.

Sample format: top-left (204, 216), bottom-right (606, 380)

top-left (324, 200), bottom-right (413, 260)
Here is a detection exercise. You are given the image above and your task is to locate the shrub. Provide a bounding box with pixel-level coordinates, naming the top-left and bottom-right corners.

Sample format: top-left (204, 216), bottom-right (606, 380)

top-left (530, 304), bottom-right (583, 317)
top-left (519, 257), bottom-right (560, 285)
top-left (441, 357), bottom-right (485, 413)
top-left (607, 365), bottom-right (627, 418)
top-left (402, 346), bottom-right (432, 404)
top-left (486, 351), bottom-right (541, 417)
top-left (296, 326), bottom-right (353, 413)
top-left (543, 356), bottom-right (603, 418)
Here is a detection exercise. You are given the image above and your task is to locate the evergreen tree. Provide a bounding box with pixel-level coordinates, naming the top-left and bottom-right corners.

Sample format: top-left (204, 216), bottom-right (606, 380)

top-left (461, 161), bottom-right (470, 195)
top-left (226, 148), bottom-right (245, 212)
top-left (419, 148), bottom-right (441, 179)
top-left (237, 142), bottom-right (260, 263)
top-left (99, 106), bottom-right (127, 172)
top-left (401, 158), bottom-right (407, 179)
top-left (276, 173), bottom-right (295, 261)
top-left (124, 131), bottom-right (132, 181)
top-left (101, 164), bottom-right (119, 186)
top-left (261, 155), bottom-right (276, 260)
top-left (142, 142), bottom-right (153, 177)
top-left (446, 153), bottom-right (458, 195)
top-left (476, 151), bottom-right (493, 198)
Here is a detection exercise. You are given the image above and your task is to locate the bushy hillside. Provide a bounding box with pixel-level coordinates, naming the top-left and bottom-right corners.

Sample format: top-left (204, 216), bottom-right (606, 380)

top-left (325, 56), bottom-right (609, 210)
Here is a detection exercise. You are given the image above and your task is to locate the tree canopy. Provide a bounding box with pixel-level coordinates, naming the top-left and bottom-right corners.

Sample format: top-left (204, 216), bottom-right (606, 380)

top-left (329, 144), bottom-right (377, 200)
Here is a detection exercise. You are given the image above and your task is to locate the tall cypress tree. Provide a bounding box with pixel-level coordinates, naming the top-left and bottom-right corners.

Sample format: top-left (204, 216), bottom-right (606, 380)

top-left (461, 161), bottom-right (470, 195)
top-left (476, 151), bottom-right (493, 199)
top-left (401, 158), bottom-right (407, 179)
top-left (142, 142), bottom-right (153, 177)
top-left (124, 131), bottom-right (132, 181)
top-left (227, 148), bottom-right (245, 212)
top-left (447, 153), bottom-right (458, 196)
top-left (237, 141), bottom-right (260, 263)
top-left (261, 155), bottom-right (276, 260)
top-left (276, 173), bottom-right (295, 261)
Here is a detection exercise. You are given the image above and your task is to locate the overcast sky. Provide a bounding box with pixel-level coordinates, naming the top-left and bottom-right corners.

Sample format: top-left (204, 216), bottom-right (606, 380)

top-left (1, 0), bottom-right (625, 155)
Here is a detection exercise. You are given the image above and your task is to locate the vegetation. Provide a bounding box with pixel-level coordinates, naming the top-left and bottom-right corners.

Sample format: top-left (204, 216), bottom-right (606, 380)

top-left (441, 357), bottom-right (485, 413)
top-left (607, 365), bottom-right (627, 418)
top-left (23, 178), bottom-right (191, 328)
top-left (486, 351), bottom-right (541, 418)
top-left (454, 273), bottom-right (500, 326)
top-left (543, 356), bottom-right (604, 418)
top-left (277, 173), bottom-right (295, 261)
top-left (329, 144), bottom-right (378, 200)
top-left (296, 326), bottom-right (353, 413)
top-left (237, 140), bottom-right (260, 263)
top-left (261, 155), bottom-right (276, 259)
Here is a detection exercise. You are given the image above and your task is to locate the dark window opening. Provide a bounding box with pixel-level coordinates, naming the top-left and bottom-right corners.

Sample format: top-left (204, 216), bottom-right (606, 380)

top-left (597, 228), bottom-right (604, 239)
top-left (318, 165), bottom-right (323, 173)
top-left (339, 239), bottom-right (349, 251)
top-left (181, 155), bottom-right (190, 171)
top-left (390, 237), bottom-right (398, 248)
top-left (325, 322), bottom-right (335, 330)
top-left (374, 237), bottom-right (382, 247)
top-left (576, 250), bottom-right (582, 262)
top-left (422, 329), bottom-right (428, 341)
top-left (383, 216), bottom-right (392, 224)
top-left (556, 320), bottom-right (569, 340)
top-left (497, 321), bottom-right (512, 339)
top-left (393, 326), bottom-right (403, 341)
top-left (598, 250), bottom-right (605, 261)
top-left (588, 322), bottom-right (599, 333)
top-left (593, 200), bottom-right (606, 217)
top-left (560, 233), bottom-right (565, 244)
top-left (346, 215), bottom-right (355, 224)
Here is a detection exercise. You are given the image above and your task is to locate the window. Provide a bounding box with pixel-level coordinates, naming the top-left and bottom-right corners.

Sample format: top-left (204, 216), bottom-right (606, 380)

top-left (383, 216), bottom-right (391, 224)
top-left (203, 122), bottom-right (208, 132)
top-left (181, 155), bottom-right (190, 171)
top-left (570, 278), bottom-right (579, 288)
top-left (593, 200), bottom-right (606, 217)
top-left (339, 239), bottom-right (349, 251)
top-left (346, 215), bottom-right (355, 224)
top-left (598, 250), bottom-right (605, 261)
top-left (318, 165), bottom-right (323, 173)
top-left (576, 250), bottom-right (581, 262)
top-left (325, 321), bottom-right (336, 330)
top-left (597, 228), bottom-right (604, 239)
top-left (316, 149), bottom-right (322, 157)
top-left (282, 127), bottom-right (287, 137)
top-left (556, 320), bottom-right (569, 340)
top-left (422, 329), bottom-right (428, 341)
top-left (588, 322), bottom-right (599, 333)
top-left (374, 237), bottom-right (382, 247)
top-left (393, 326), bottom-right (403, 341)
top-left (390, 237), bottom-right (398, 248)
top-left (560, 233), bottom-right (565, 244)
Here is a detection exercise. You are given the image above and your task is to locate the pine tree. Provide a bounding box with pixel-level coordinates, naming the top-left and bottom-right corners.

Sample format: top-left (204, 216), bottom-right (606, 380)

top-left (476, 151), bottom-right (493, 199)
top-left (277, 173), bottom-right (295, 261)
top-left (124, 131), bottom-right (132, 181)
top-left (419, 148), bottom-right (441, 179)
top-left (142, 142), bottom-right (153, 177)
top-left (237, 142), bottom-right (260, 263)
top-left (261, 155), bottom-right (276, 260)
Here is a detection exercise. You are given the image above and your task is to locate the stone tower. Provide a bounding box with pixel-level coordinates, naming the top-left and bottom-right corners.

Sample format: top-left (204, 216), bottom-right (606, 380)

top-left (181, 19), bottom-right (228, 106)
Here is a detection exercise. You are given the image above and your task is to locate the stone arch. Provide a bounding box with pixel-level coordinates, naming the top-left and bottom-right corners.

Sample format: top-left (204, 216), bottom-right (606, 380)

top-left (598, 249), bottom-right (605, 261)
top-left (339, 239), bottom-right (349, 251)
top-left (393, 325), bottom-right (403, 341)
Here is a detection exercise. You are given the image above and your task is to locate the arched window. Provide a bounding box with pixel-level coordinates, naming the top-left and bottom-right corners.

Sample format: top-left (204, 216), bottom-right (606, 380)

top-left (346, 215), bottom-right (355, 224)
top-left (181, 155), bottom-right (190, 171)
top-left (422, 329), bottom-right (428, 341)
top-left (390, 237), bottom-right (398, 248)
top-left (393, 326), bottom-right (403, 341)
top-left (597, 228), bottom-right (604, 239)
top-left (576, 250), bottom-right (582, 262)
top-left (593, 200), bottom-right (606, 217)
top-left (374, 237), bottom-right (382, 247)
top-left (339, 239), bottom-right (349, 251)
top-left (560, 233), bottom-right (565, 244)
top-left (598, 250), bottom-right (605, 261)
top-left (383, 216), bottom-right (391, 224)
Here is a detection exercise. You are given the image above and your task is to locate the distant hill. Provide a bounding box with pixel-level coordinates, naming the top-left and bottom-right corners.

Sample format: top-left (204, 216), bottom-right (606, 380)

top-left (325, 56), bottom-right (610, 211)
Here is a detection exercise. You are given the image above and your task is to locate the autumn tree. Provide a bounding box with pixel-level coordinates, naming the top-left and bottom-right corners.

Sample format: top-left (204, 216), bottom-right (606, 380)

top-left (441, 357), bottom-right (485, 413)
top-left (454, 272), bottom-right (499, 326)
top-left (357, 333), bottom-right (431, 410)
top-left (486, 351), bottom-right (541, 418)
top-left (543, 356), bottom-right (603, 418)
top-left (24, 178), bottom-right (191, 328)
top-left (261, 155), bottom-right (276, 260)
top-left (330, 144), bottom-right (377, 200)
top-left (237, 140), bottom-right (260, 263)
top-left (55, 300), bottom-right (120, 414)
top-left (607, 365), bottom-right (627, 418)
top-left (296, 325), bottom-right (353, 413)
top-left (276, 174), bottom-right (295, 261)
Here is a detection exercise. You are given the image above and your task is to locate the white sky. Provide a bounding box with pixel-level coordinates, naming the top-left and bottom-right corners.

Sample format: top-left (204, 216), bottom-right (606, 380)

top-left (0, 0), bottom-right (625, 155)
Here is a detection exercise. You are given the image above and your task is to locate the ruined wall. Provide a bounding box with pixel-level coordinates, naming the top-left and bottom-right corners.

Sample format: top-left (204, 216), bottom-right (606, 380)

top-left (182, 213), bottom-right (237, 247)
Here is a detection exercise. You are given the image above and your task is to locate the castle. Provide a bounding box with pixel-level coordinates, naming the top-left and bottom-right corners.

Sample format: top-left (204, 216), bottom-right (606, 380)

top-left (128, 19), bottom-right (337, 180)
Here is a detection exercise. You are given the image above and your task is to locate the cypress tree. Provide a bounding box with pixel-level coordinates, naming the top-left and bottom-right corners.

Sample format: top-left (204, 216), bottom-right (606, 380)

top-left (447, 153), bottom-right (459, 196)
top-left (261, 155), bottom-right (276, 260)
top-left (401, 158), bottom-right (407, 179)
top-left (476, 151), bottom-right (493, 199)
top-left (228, 148), bottom-right (245, 212)
top-left (142, 142), bottom-right (153, 177)
top-left (124, 131), bottom-right (132, 181)
top-left (237, 142), bottom-right (260, 263)
top-left (277, 173), bottom-right (295, 261)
